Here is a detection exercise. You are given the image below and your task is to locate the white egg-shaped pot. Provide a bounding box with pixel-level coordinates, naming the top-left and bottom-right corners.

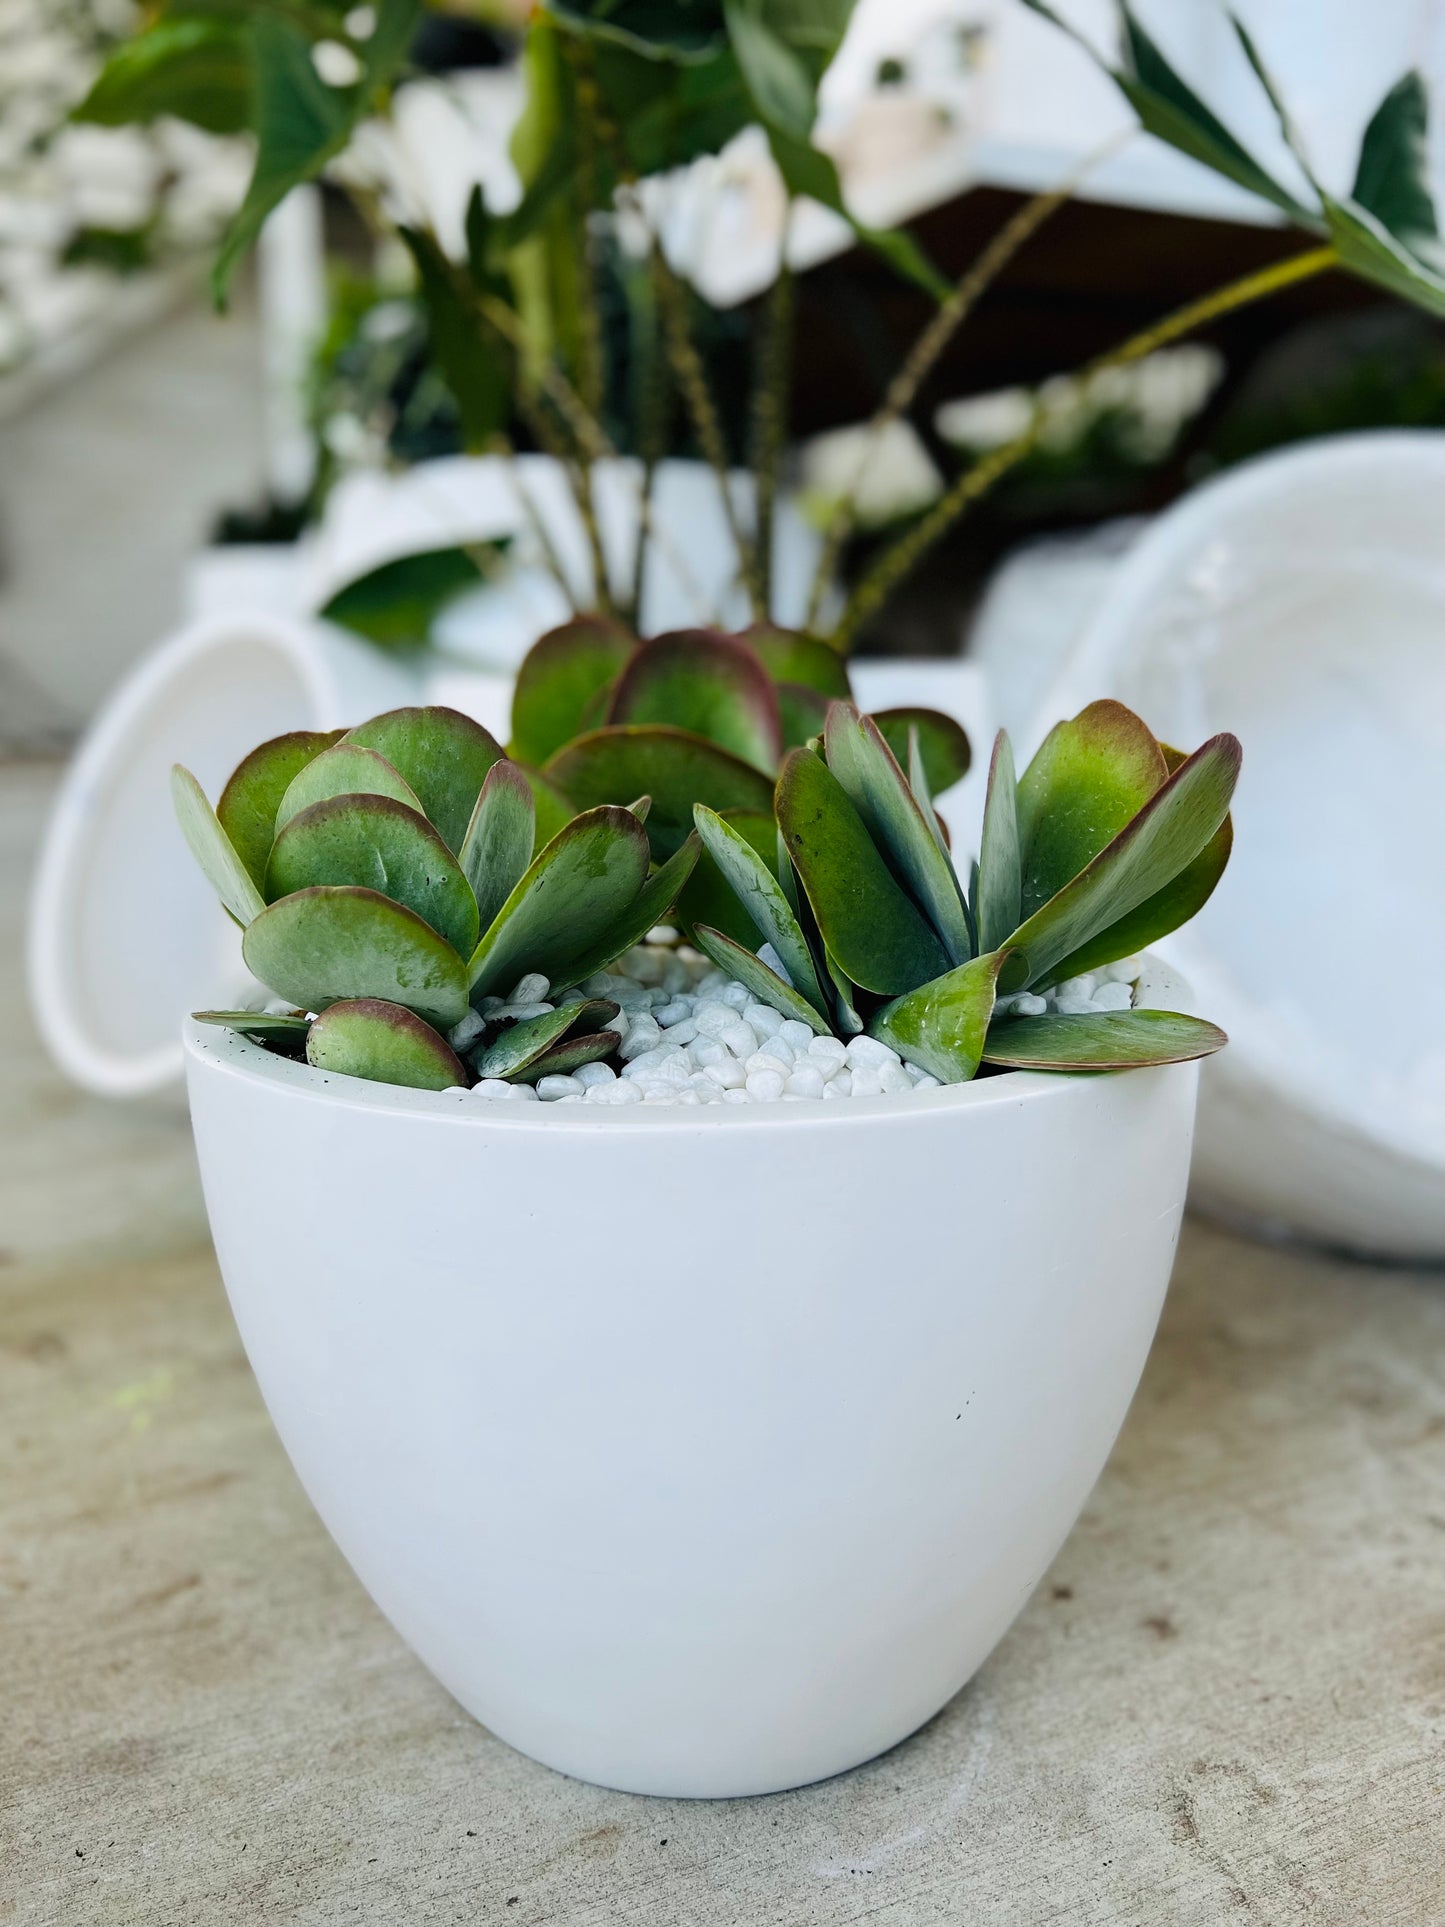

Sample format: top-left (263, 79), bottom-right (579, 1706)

top-left (1038, 431), bottom-right (1445, 1263)
top-left (184, 959), bottom-right (1199, 1799)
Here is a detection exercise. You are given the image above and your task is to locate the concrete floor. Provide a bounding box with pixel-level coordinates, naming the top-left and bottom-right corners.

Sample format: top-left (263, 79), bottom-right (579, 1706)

top-left (4, 758), bottom-right (1445, 1927)
top-left (0, 283), bottom-right (267, 747)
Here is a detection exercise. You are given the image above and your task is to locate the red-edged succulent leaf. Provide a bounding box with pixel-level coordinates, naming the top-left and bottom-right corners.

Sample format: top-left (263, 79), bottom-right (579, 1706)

top-left (975, 730), bottom-right (1022, 954)
top-left (1016, 699), bottom-right (1168, 918)
top-left (547, 834), bottom-right (703, 988)
top-left (868, 948), bottom-right (1009, 1084)
top-left (470, 999), bottom-right (619, 1080)
top-left (738, 624), bottom-right (852, 698)
top-left (217, 728), bottom-right (344, 889)
top-left (274, 742), bottom-right (423, 834)
top-left (607, 629), bottom-right (782, 772)
top-left (981, 1008), bottom-right (1228, 1070)
top-left (543, 725), bottom-right (774, 857)
top-left (342, 706), bottom-right (505, 854)
top-left (171, 764), bottom-right (266, 926)
top-left (306, 997), bottom-right (468, 1090)
top-left (690, 925), bottom-right (834, 1036)
top-left (872, 707), bottom-right (971, 798)
top-left (242, 885), bottom-right (470, 1029)
top-left (460, 758), bottom-right (536, 934)
top-left (509, 616), bottom-right (637, 766)
top-left (692, 805), bottom-right (828, 1013)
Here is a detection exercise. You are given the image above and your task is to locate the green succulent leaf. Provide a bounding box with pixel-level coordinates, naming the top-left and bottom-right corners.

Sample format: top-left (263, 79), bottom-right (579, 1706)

top-left (607, 630), bottom-right (782, 773)
top-left (266, 794), bottom-right (480, 957)
top-left (275, 742), bottom-right (423, 833)
top-left (555, 833), bottom-right (703, 985)
top-left (467, 805), bottom-right (652, 999)
top-left (73, 17), bottom-right (254, 135)
top-left (509, 617), bottom-right (637, 765)
top-left (908, 728), bottom-right (951, 860)
top-left (319, 546), bottom-right (485, 651)
top-left (1016, 699), bottom-right (1168, 918)
top-left (775, 680), bottom-right (832, 750)
top-left (461, 759), bottom-right (536, 934)
top-left (868, 948), bottom-right (1009, 1084)
top-left (306, 997), bottom-right (468, 1090)
top-left (216, 728), bottom-right (344, 890)
top-left (192, 1008), bottom-right (310, 1052)
top-left (823, 703), bottom-right (971, 966)
top-left (776, 746), bottom-right (951, 996)
top-left (1041, 743), bottom-right (1233, 983)
top-left (739, 624), bottom-right (852, 695)
top-left (1000, 733), bottom-right (1242, 994)
top-left (872, 707), bottom-right (971, 797)
top-left (243, 885), bottom-right (469, 1029)
top-left (981, 1008), bottom-right (1228, 1071)
top-left (470, 998), bottom-right (619, 1079)
top-left (673, 811), bottom-right (773, 947)
top-left (515, 1032), bottom-right (620, 1081)
top-left (171, 764), bottom-right (266, 926)
top-left (516, 764), bottom-right (578, 847)
top-left (823, 944), bottom-right (864, 1035)
top-left (343, 706), bottom-right (505, 855)
top-left (692, 805), bottom-right (828, 1013)
top-left (543, 725), bottom-right (774, 857)
top-left (691, 925), bottom-right (834, 1036)
top-left (975, 730), bottom-right (1022, 955)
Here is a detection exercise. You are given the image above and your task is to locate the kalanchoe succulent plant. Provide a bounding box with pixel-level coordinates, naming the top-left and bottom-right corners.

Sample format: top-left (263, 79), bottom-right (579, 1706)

top-left (691, 698), bottom-right (1241, 1082)
top-left (174, 705), bottom-right (700, 1092)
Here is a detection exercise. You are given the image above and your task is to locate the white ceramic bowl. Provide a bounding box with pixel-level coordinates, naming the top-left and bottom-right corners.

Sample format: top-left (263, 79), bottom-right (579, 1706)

top-left (184, 960), bottom-right (1198, 1798)
top-left (1038, 432), bottom-right (1445, 1263)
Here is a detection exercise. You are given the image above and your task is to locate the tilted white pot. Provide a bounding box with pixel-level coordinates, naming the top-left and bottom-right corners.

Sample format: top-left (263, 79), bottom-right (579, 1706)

top-left (184, 959), bottom-right (1199, 1799)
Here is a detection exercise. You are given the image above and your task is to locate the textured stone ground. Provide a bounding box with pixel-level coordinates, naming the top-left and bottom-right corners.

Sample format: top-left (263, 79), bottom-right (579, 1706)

top-left (4, 762), bottom-right (1444, 1927)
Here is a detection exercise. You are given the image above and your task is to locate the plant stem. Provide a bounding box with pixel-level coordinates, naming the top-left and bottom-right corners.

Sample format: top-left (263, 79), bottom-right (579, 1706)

top-left (804, 155), bottom-right (1113, 631)
top-left (827, 242), bottom-right (1338, 652)
top-left (749, 206), bottom-right (795, 619)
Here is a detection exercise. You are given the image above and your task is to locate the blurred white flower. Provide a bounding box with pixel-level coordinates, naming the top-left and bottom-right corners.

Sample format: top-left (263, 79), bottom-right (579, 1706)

top-left (801, 418), bottom-right (944, 529)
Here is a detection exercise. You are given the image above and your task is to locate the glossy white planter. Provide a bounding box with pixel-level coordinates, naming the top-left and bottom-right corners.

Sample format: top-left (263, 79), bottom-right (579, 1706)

top-left (184, 960), bottom-right (1198, 1799)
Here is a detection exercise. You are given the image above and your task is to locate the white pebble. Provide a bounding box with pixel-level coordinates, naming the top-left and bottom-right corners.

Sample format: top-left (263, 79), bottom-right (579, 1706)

top-left (655, 999), bottom-right (693, 1027)
top-left (618, 1014), bottom-right (661, 1058)
top-left (845, 1034), bottom-right (896, 1070)
top-left (508, 973), bottom-right (551, 1005)
top-left (693, 1001), bottom-right (735, 1040)
top-left (850, 1066), bottom-right (883, 1098)
top-left (778, 1020), bottom-right (815, 1053)
top-left (703, 1057), bottom-right (745, 1089)
top-left (536, 1074), bottom-right (585, 1101)
top-left (1012, 993), bottom-right (1048, 1017)
top-left (574, 1060), bottom-right (616, 1088)
top-left (746, 1068), bottom-right (785, 1102)
top-left (1054, 994), bottom-right (1095, 1016)
top-left (785, 1064), bottom-right (825, 1098)
top-left (469, 1079), bottom-right (514, 1100)
top-left (1105, 958), bottom-right (1143, 983)
top-left (808, 1035), bottom-right (847, 1072)
top-left (491, 1001), bottom-right (554, 1023)
top-left (746, 1047), bottom-right (792, 1078)
top-left (448, 1009), bottom-right (487, 1052)
top-left (586, 1077), bottom-right (643, 1105)
top-left (719, 1021), bottom-right (758, 1059)
top-left (756, 942), bottom-right (793, 985)
top-left (1091, 981), bottom-right (1133, 1011)
top-left (878, 1060), bottom-right (913, 1095)
top-left (719, 982), bottom-right (751, 1010)
top-left (744, 1002), bottom-right (785, 1038)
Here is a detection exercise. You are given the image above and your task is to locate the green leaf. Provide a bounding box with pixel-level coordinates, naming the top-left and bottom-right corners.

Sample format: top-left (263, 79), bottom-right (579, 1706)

top-left (468, 806), bottom-right (652, 999)
top-left (319, 546), bottom-right (485, 651)
top-left (823, 703), bottom-right (971, 966)
top-left (738, 624), bottom-right (851, 696)
top-left (1016, 700), bottom-right (1167, 918)
top-left (692, 805), bottom-right (828, 1012)
top-left (776, 681), bottom-right (831, 751)
top-left (975, 730), bottom-right (1021, 955)
top-left (981, 1009), bottom-right (1228, 1071)
top-left (509, 617), bottom-right (637, 765)
top-left (171, 764), bottom-right (266, 926)
top-left (1318, 191), bottom-right (1445, 320)
top-left (460, 759), bottom-right (536, 934)
top-left (550, 833), bottom-right (703, 987)
top-left (1000, 733), bottom-right (1242, 994)
top-left (691, 925), bottom-right (834, 1036)
top-left (776, 747), bottom-right (951, 996)
top-left (726, 0), bottom-right (816, 140)
top-left (266, 794), bottom-right (480, 956)
top-left (543, 726), bottom-right (774, 858)
top-left (608, 630), bottom-right (782, 773)
top-left (765, 124), bottom-right (948, 297)
top-left (1041, 743), bottom-right (1233, 983)
top-left (216, 728), bottom-right (343, 890)
top-left (872, 707), bottom-right (971, 797)
top-left (343, 706), bottom-right (505, 855)
top-left (306, 997), bottom-right (468, 1090)
top-left (674, 811), bottom-right (775, 947)
top-left (192, 1009), bottom-right (310, 1052)
top-left (519, 764), bottom-right (579, 847)
top-left (1351, 72), bottom-right (1437, 238)
top-left (549, 0), bottom-right (729, 62)
top-left (73, 17), bottom-right (253, 135)
top-left (908, 728), bottom-right (952, 862)
top-left (868, 948), bottom-right (1009, 1084)
top-left (515, 1031), bottom-right (619, 1081)
top-left (275, 742), bottom-right (423, 834)
top-left (398, 227), bottom-right (511, 451)
top-left (243, 886), bottom-right (469, 1028)
top-left (470, 998), bottom-right (618, 1078)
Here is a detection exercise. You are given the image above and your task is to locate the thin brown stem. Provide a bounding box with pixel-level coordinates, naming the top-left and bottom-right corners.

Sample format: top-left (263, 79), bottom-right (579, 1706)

top-left (827, 243), bottom-right (1339, 652)
top-left (749, 207), bottom-right (795, 617)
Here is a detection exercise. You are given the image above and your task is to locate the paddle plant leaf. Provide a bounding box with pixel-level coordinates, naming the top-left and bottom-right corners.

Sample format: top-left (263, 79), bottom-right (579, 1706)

top-left (675, 811), bottom-right (777, 949)
top-left (693, 805), bottom-right (828, 1013)
top-left (1000, 732), bottom-right (1242, 994)
top-left (543, 726), bottom-right (774, 857)
top-left (975, 730), bottom-right (1022, 954)
top-left (171, 764), bottom-right (266, 926)
top-left (607, 630), bottom-right (782, 773)
top-left (306, 997), bottom-right (468, 1091)
top-left (467, 806), bottom-right (652, 999)
top-left (460, 759), bottom-right (536, 934)
top-left (869, 949), bottom-right (1009, 1084)
top-left (908, 728), bottom-right (951, 858)
top-left (554, 834), bottom-right (703, 987)
top-left (1016, 700), bottom-right (1168, 918)
top-left (519, 764), bottom-right (578, 847)
top-left (343, 707), bottom-right (505, 854)
top-left (776, 747), bottom-right (951, 996)
top-left (515, 1032), bottom-right (619, 1081)
top-left (775, 681), bottom-right (831, 751)
top-left (243, 886), bottom-right (469, 1029)
top-left (823, 703), bottom-right (972, 966)
top-left (275, 742), bottom-right (423, 833)
top-left (738, 625), bottom-right (852, 697)
top-left (872, 707), bottom-right (971, 798)
top-left (691, 925), bottom-right (834, 1036)
top-left (470, 999), bottom-right (619, 1080)
top-left (217, 729), bottom-right (344, 890)
top-left (192, 1009), bottom-right (310, 1052)
top-left (266, 795), bottom-right (480, 957)
top-left (981, 1008), bottom-right (1228, 1071)
top-left (509, 617), bottom-right (637, 766)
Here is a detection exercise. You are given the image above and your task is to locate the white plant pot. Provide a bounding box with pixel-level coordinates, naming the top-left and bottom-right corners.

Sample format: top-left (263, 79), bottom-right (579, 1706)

top-left (183, 958), bottom-right (1198, 1799)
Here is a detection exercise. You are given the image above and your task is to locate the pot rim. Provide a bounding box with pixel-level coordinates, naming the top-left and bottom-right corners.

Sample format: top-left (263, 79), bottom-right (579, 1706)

top-left (182, 954), bottom-right (1197, 1135)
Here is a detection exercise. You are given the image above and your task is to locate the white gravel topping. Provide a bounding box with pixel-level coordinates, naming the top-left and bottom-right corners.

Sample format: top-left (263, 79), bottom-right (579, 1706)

top-left (441, 947), bottom-right (1143, 1108)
